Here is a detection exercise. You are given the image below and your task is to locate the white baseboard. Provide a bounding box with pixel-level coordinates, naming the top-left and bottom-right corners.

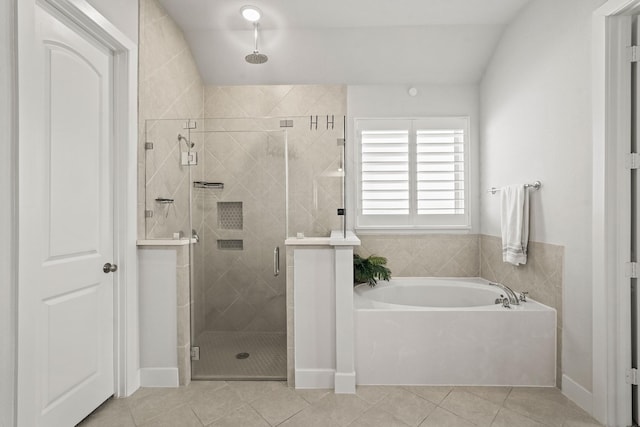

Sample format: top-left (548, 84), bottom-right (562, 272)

top-left (124, 369), bottom-right (141, 397)
top-left (295, 369), bottom-right (335, 389)
top-left (140, 368), bottom-right (179, 387)
top-left (561, 374), bottom-right (593, 415)
top-left (334, 371), bottom-right (356, 394)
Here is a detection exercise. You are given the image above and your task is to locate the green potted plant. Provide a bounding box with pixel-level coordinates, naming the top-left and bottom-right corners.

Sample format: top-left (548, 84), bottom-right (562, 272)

top-left (353, 254), bottom-right (392, 287)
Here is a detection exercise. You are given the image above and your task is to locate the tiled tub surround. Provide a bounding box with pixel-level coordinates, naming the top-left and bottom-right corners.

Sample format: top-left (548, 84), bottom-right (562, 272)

top-left (356, 233), bottom-right (564, 386)
top-left (357, 234), bottom-right (480, 277)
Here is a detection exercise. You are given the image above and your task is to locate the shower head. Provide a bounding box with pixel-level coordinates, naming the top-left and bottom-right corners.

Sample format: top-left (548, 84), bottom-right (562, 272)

top-left (177, 134), bottom-right (194, 149)
top-left (245, 52), bottom-right (268, 64)
top-left (246, 22), bottom-right (268, 64)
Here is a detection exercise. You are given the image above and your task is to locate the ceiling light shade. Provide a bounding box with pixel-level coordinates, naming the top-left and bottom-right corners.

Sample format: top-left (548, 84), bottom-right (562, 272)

top-left (240, 5), bottom-right (262, 22)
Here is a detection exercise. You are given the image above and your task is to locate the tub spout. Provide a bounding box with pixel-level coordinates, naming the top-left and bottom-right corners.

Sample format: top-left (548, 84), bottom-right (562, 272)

top-left (489, 282), bottom-right (520, 305)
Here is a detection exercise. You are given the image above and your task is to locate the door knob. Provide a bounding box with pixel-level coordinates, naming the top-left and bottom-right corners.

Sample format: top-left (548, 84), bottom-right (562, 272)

top-left (103, 263), bottom-right (118, 273)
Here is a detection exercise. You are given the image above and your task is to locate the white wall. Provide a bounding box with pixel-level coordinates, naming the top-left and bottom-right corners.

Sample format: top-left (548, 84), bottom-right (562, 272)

top-left (347, 84), bottom-right (480, 233)
top-left (294, 249), bottom-right (336, 388)
top-left (479, 0), bottom-right (606, 394)
top-left (85, 0), bottom-right (139, 43)
top-left (1, 0), bottom-right (17, 425)
top-left (138, 249), bottom-right (178, 386)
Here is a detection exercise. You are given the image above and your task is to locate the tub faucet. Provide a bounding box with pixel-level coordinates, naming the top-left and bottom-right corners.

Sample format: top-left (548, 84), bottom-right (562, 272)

top-left (489, 282), bottom-right (520, 305)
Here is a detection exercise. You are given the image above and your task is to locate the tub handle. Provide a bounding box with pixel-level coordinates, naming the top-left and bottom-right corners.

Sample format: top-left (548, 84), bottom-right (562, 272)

top-left (273, 246), bottom-right (280, 277)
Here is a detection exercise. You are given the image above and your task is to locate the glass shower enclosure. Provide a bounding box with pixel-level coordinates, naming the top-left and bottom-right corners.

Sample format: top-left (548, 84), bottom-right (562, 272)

top-left (144, 116), bottom-right (345, 381)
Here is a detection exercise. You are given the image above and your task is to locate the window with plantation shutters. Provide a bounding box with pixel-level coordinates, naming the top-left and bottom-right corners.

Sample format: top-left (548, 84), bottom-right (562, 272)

top-left (356, 117), bottom-right (470, 230)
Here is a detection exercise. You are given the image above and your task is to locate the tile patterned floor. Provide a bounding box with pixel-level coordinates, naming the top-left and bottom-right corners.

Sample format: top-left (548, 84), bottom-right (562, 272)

top-left (78, 382), bottom-right (603, 427)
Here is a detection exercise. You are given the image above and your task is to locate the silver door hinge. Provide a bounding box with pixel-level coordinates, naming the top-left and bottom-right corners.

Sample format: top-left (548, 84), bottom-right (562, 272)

top-left (625, 153), bottom-right (640, 169)
top-left (627, 368), bottom-right (638, 385)
top-left (191, 346), bottom-right (200, 361)
top-left (144, 210), bottom-right (153, 218)
top-left (625, 262), bottom-right (638, 278)
top-left (628, 46), bottom-right (640, 63)
top-left (145, 142), bottom-right (154, 150)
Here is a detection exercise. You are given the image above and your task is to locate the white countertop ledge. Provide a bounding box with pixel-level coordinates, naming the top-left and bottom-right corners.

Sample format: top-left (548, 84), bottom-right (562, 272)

top-left (330, 230), bottom-right (361, 246)
top-left (137, 238), bottom-right (195, 246)
top-left (284, 237), bottom-right (331, 246)
top-left (285, 231), bottom-right (360, 247)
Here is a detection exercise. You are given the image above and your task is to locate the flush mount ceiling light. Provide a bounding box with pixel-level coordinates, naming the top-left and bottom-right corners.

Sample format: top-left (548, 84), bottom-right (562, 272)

top-left (240, 5), bottom-right (262, 22)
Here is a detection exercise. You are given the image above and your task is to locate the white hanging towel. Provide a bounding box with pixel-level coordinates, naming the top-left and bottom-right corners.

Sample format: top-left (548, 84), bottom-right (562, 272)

top-left (500, 184), bottom-right (530, 265)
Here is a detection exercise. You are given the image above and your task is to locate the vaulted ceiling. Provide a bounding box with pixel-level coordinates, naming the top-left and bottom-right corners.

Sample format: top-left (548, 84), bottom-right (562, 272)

top-left (157, 0), bottom-right (531, 85)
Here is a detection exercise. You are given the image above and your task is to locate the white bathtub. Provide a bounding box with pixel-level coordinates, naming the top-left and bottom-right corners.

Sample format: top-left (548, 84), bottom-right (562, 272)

top-left (354, 277), bottom-right (556, 386)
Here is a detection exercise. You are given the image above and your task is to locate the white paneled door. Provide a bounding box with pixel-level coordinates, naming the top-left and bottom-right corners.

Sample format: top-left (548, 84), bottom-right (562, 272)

top-left (18, 3), bottom-right (115, 426)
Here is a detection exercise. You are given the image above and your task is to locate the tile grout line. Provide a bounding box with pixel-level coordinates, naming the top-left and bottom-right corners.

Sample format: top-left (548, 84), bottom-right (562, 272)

top-left (499, 388), bottom-right (556, 427)
top-left (186, 405), bottom-right (205, 427)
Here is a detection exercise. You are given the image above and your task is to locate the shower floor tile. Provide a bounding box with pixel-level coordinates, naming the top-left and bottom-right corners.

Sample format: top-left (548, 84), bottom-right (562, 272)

top-left (192, 331), bottom-right (286, 380)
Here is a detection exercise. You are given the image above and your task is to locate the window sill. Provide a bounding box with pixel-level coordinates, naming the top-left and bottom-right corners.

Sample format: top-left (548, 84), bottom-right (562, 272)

top-left (355, 226), bottom-right (472, 235)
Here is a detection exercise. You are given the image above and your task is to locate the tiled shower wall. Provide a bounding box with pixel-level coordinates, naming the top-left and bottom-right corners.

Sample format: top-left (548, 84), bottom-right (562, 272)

top-left (204, 85), bottom-right (347, 237)
top-left (191, 85), bottom-right (347, 339)
top-left (138, 0), bottom-right (204, 385)
top-left (357, 233), bottom-right (564, 385)
top-left (138, 0), bottom-right (204, 240)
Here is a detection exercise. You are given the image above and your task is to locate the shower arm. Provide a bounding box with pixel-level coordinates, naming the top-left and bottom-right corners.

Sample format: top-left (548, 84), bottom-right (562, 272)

top-left (253, 22), bottom-right (259, 53)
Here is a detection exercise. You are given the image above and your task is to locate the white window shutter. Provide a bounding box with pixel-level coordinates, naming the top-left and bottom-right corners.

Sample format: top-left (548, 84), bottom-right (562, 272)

top-left (361, 130), bottom-right (409, 215)
top-left (416, 129), bottom-right (465, 215)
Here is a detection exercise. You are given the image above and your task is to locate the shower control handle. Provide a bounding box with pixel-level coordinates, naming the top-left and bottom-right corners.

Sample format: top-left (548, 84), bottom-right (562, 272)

top-left (103, 262), bottom-right (118, 273)
top-left (274, 246), bottom-right (280, 277)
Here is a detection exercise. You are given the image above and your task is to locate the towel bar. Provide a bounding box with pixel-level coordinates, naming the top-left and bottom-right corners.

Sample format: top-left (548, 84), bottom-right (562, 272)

top-left (487, 180), bottom-right (541, 195)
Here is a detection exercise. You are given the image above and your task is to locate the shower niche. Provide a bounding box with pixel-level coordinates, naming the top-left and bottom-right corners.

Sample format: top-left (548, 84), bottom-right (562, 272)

top-left (143, 116), bottom-right (346, 380)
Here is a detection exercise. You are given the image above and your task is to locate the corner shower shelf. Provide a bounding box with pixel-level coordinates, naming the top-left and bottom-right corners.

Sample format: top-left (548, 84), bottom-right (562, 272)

top-left (194, 181), bottom-right (224, 189)
top-left (155, 197), bottom-right (174, 204)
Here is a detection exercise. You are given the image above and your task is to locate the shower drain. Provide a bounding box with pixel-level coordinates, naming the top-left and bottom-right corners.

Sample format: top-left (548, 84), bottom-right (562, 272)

top-left (236, 352), bottom-right (250, 360)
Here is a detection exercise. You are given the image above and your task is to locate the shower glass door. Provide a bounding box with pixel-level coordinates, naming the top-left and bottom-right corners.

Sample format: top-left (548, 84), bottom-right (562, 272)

top-left (143, 119), bottom-right (195, 240)
top-left (191, 121), bottom-right (287, 380)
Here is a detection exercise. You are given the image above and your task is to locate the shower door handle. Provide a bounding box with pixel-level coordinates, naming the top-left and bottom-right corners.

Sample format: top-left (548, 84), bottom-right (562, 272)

top-left (273, 246), bottom-right (280, 277)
